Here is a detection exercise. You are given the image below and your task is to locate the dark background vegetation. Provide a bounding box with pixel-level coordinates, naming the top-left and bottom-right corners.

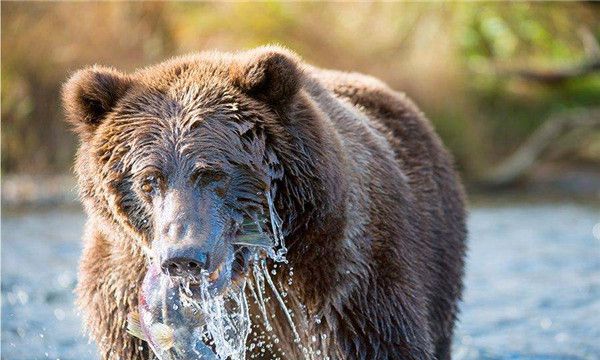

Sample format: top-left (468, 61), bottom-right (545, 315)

top-left (2, 2), bottom-right (600, 192)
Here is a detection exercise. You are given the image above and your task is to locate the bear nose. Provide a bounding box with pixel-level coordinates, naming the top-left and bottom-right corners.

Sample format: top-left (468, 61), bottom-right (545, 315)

top-left (161, 250), bottom-right (209, 279)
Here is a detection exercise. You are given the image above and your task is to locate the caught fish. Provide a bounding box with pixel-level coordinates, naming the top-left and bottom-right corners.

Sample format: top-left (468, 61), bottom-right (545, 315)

top-left (127, 311), bottom-right (176, 350)
top-left (127, 215), bottom-right (268, 359)
top-left (127, 264), bottom-right (217, 360)
top-left (231, 233), bottom-right (273, 248)
top-left (231, 217), bottom-right (276, 254)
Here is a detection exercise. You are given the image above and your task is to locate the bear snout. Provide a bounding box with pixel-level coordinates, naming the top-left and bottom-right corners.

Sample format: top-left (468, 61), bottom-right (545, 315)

top-left (160, 246), bottom-right (209, 280)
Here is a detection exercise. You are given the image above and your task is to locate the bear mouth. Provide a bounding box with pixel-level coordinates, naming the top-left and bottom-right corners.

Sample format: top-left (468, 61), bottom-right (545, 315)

top-left (158, 242), bottom-right (259, 297)
top-left (187, 244), bottom-right (254, 294)
top-left (136, 223), bottom-right (280, 359)
top-left (136, 253), bottom-right (253, 360)
top-left (205, 245), bottom-right (253, 288)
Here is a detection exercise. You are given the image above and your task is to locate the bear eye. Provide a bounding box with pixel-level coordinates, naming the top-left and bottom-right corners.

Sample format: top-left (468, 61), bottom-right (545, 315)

top-left (193, 169), bottom-right (227, 187)
top-left (140, 175), bottom-right (159, 194)
top-left (141, 182), bottom-right (153, 193)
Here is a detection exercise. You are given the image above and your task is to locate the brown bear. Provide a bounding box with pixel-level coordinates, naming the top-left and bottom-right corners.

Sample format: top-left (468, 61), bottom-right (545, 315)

top-left (63, 46), bottom-right (466, 360)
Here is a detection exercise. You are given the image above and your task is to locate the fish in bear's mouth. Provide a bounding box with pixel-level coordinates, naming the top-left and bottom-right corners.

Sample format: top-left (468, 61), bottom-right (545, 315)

top-left (159, 226), bottom-right (274, 293)
top-left (162, 244), bottom-right (255, 291)
top-left (126, 223), bottom-right (276, 359)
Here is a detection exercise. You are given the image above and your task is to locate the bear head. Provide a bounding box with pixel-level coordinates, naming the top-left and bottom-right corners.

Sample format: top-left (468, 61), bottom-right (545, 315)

top-left (63, 46), bottom-right (346, 292)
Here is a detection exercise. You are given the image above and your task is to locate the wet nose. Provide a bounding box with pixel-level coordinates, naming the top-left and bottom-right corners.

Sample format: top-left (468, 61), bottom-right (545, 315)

top-left (161, 249), bottom-right (209, 278)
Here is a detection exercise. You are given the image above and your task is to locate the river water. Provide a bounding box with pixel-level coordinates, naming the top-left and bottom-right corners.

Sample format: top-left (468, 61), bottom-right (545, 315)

top-left (2, 204), bottom-right (599, 360)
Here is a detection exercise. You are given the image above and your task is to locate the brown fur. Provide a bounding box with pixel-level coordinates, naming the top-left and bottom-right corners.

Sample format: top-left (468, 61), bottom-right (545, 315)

top-left (63, 46), bottom-right (466, 360)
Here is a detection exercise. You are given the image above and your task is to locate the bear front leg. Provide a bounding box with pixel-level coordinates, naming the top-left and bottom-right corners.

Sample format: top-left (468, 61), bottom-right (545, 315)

top-left (323, 284), bottom-right (436, 360)
top-left (75, 226), bottom-right (150, 360)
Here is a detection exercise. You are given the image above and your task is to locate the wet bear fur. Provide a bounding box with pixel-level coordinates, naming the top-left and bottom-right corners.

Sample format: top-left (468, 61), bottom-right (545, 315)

top-left (63, 45), bottom-right (466, 360)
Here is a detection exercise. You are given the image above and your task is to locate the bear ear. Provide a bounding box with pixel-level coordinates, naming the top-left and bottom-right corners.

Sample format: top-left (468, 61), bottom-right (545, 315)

top-left (62, 66), bottom-right (133, 138)
top-left (231, 46), bottom-right (303, 106)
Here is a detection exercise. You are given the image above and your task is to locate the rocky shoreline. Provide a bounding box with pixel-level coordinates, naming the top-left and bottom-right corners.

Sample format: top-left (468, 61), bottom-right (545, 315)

top-left (2, 175), bottom-right (79, 209)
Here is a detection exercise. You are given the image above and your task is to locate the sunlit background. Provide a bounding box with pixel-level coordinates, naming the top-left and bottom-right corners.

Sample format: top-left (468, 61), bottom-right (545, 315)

top-left (2, 2), bottom-right (600, 360)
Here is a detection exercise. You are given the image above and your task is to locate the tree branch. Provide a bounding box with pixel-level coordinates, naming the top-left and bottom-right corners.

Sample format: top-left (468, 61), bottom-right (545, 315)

top-left (475, 27), bottom-right (600, 84)
top-left (509, 58), bottom-right (600, 85)
top-left (481, 107), bottom-right (600, 188)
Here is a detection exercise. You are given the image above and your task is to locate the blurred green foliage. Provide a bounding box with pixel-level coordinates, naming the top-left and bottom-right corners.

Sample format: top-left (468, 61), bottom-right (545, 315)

top-left (2, 2), bottom-right (599, 178)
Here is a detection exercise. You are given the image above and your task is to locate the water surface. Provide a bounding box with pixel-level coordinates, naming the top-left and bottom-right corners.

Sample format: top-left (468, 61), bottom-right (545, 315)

top-left (2, 204), bottom-right (599, 359)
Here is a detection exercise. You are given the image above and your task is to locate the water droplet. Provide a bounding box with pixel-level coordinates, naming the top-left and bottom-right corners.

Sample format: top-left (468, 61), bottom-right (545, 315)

top-left (593, 223), bottom-right (600, 240)
top-left (540, 318), bottom-right (552, 329)
top-left (53, 308), bottom-right (66, 321)
top-left (555, 332), bottom-right (569, 342)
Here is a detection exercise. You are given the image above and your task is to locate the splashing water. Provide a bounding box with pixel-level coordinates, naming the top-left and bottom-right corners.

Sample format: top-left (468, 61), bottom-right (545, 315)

top-left (246, 259), bottom-right (326, 360)
top-left (134, 263), bottom-right (252, 360)
top-left (131, 189), bottom-right (324, 360)
top-left (264, 191), bottom-right (287, 263)
top-left (183, 277), bottom-right (250, 360)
